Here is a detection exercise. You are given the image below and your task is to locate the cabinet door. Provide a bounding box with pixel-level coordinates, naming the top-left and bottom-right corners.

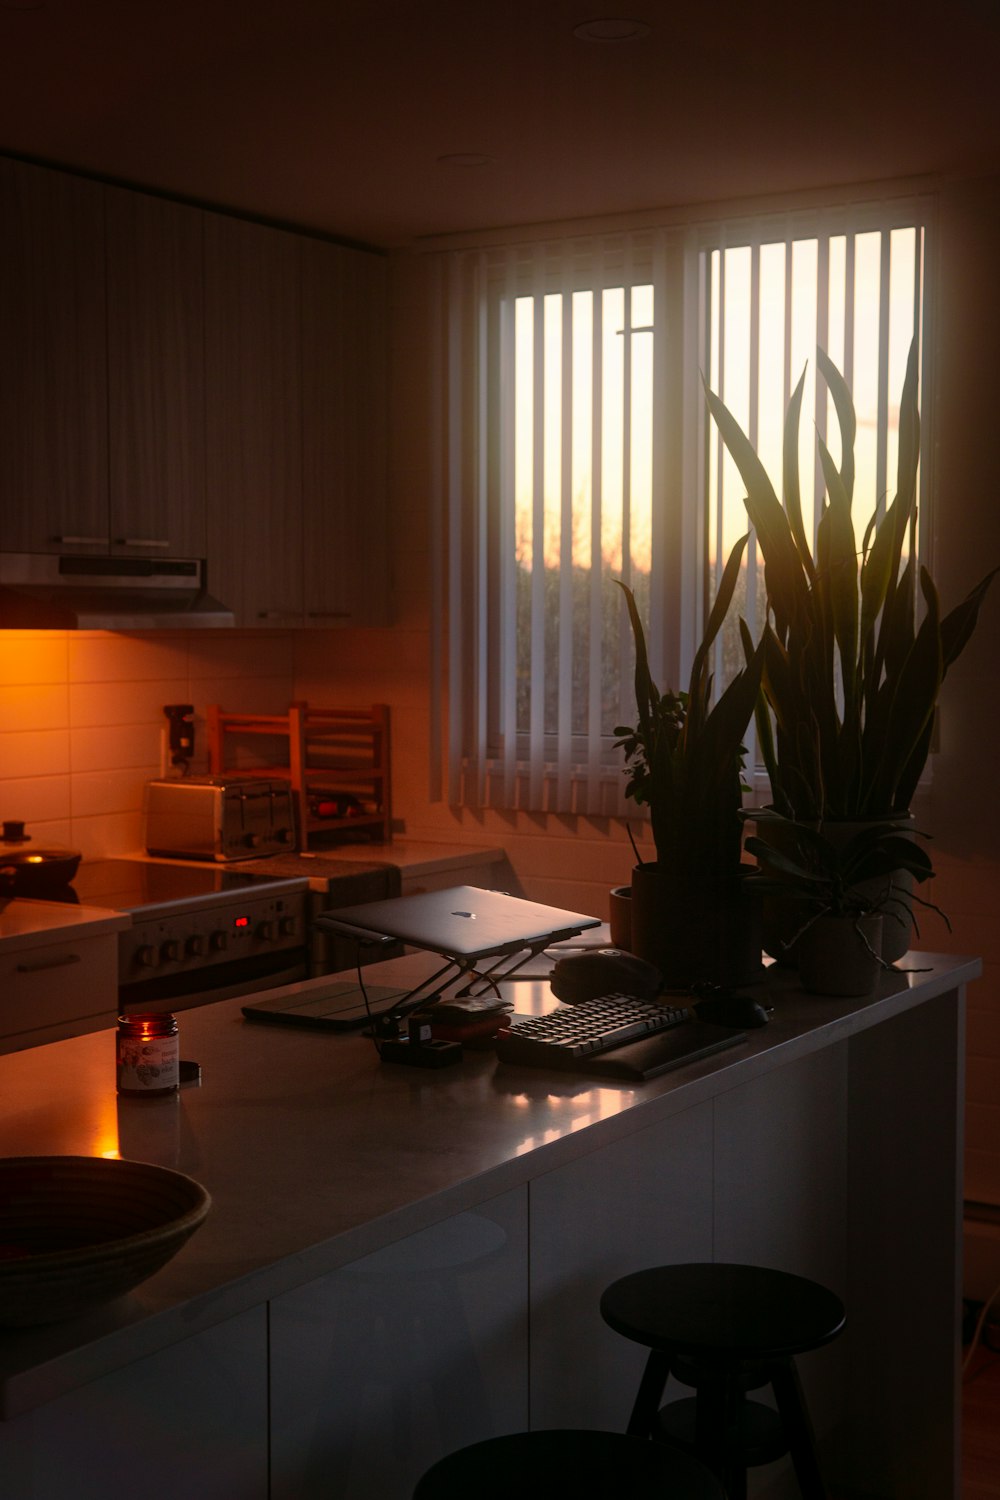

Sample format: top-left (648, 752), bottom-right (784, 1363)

top-left (106, 187), bottom-right (206, 558)
top-left (301, 240), bottom-right (389, 626)
top-left (205, 215), bottom-right (303, 626)
top-left (269, 1192), bottom-right (528, 1500)
top-left (0, 159), bottom-right (108, 552)
top-left (0, 1306), bottom-right (267, 1500)
top-left (0, 932), bottom-right (118, 1052)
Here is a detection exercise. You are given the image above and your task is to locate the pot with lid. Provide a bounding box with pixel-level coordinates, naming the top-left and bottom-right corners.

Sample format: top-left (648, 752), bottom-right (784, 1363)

top-left (0, 821), bottom-right (82, 897)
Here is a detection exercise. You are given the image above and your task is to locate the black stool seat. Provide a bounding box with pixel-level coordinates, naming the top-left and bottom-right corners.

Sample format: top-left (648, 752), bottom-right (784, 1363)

top-left (600, 1264), bottom-right (846, 1500)
top-left (412, 1428), bottom-right (725, 1498)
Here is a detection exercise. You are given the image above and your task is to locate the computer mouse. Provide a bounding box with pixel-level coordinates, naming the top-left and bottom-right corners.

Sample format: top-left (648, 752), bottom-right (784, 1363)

top-left (550, 949), bottom-right (662, 1004)
top-left (694, 994), bottom-right (770, 1029)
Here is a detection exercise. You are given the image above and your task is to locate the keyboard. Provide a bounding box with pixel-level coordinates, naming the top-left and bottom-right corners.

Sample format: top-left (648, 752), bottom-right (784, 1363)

top-left (495, 993), bottom-right (690, 1065)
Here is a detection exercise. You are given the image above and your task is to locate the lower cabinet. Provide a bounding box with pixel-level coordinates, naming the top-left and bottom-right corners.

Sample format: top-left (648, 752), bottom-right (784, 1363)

top-left (0, 932), bottom-right (119, 1053)
top-left (0, 1307), bottom-right (268, 1500)
top-left (269, 1191), bottom-right (528, 1500)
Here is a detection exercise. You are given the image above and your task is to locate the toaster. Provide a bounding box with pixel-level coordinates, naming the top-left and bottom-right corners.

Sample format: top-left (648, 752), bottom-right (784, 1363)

top-left (144, 776), bottom-right (297, 861)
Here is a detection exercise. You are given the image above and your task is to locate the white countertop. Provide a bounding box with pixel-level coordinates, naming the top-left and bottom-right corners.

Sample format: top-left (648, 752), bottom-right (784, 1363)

top-left (0, 899), bottom-right (130, 953)
top-left (0, 947), bottom-right (981, 1419)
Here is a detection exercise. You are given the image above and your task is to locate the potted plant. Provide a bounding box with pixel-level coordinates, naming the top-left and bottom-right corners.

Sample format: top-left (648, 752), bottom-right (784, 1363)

top-left (743, 818), bottom-right (944, 995)
top-left (613, 534), bottom-right (765, 987)
top-left (704, 339), bottom-right (997, 959)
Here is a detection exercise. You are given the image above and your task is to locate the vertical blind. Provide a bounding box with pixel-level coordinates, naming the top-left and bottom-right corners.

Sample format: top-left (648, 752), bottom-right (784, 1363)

top-left (431, 197), bottom-right (931, 816)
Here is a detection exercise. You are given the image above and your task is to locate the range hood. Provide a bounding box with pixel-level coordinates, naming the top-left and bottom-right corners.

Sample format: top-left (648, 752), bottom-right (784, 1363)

top-left (0, 553), bottom-right (235, 630)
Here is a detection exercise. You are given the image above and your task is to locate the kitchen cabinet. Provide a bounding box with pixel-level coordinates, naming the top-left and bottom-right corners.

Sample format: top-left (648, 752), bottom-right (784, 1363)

top-left (105, 187), bottom-right (207, 558)
top-left (0, 153), bottom-right (389, 624)
top-left (269, 1193), bottom-right (527, 1499)
top-left (0, 954), bottom-right (976, 1498)
top-left (0, 902), bottom-right (127, 1053)
top-left (301, 238), bottom-right (389, 626)
top-left (0, 158), bottom-right (108, 554)
top-left (0, 1306), bottom-right (267, 1500)
top-left (204, 213), bottom-right (305, 626)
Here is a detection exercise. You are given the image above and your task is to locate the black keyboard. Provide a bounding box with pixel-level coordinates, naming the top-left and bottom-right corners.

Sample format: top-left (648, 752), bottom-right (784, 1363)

top-left (495, 993), bottom-right (690, 1064)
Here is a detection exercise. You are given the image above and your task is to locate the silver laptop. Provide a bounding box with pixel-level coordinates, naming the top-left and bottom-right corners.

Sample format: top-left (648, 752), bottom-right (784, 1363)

top-left (318, 884), bottom-right (601, 961)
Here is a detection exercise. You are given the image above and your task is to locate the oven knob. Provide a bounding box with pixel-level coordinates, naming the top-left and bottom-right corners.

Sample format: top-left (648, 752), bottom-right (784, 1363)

top-left (160, 940), bottom-right (180, 963)
top-left (278, 828), bottom-right (293, 844)
top-left (279, 916), bottom-right (296, 938)
top-left (243, 834), bottom-right (260, 848)
top-left (210, 930), bottom-right (228, 953)
top-left (185, 934), bottom-right (205, 958)
top-left (136, 944), bottom-right (157, 968)
top-left (256, 920), bottom-right (275, 941)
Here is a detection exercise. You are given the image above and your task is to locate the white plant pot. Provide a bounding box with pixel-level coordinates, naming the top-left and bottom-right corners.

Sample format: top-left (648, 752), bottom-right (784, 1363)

top-left (797, 913), bottom-right (884, 997)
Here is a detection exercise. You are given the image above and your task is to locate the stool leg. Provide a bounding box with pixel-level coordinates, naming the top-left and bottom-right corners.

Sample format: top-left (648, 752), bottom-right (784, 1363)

top-left (770, 1357), bottom-right (828, 1500)
top-left (694, 1367), bottom-right (747, 1500)
top-left (626, 1349), bottom-right (672, 1436)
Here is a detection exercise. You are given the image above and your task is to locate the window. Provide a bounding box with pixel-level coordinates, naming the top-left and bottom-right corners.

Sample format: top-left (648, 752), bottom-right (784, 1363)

top-left (433, 196), bottom-right (931, 815)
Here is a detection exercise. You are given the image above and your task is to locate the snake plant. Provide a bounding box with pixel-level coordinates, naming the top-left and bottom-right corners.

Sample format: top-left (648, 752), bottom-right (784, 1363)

top-left (613, 534), bottom-right (765, 890)
top-left (704, 339), bottom-right (998, 822)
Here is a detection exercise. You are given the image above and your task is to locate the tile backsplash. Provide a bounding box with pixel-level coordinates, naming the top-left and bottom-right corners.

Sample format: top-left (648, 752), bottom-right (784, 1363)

top-left (0, 630), bottom-right (297, 859)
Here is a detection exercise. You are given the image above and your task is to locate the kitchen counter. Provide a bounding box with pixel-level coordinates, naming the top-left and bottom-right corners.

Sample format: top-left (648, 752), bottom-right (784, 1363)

top-left (0, 948), bottom-right (979, 1499)
top-left (0, 899), bottom-right (129, 951)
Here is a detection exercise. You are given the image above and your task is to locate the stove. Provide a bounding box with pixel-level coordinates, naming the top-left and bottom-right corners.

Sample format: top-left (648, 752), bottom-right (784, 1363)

top-left (72, 858), bottom-right (310, 1012)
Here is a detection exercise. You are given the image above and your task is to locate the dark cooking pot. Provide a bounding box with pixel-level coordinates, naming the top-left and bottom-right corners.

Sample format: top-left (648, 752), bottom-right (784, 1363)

top-left (0, 821), bottom-right (82, 897)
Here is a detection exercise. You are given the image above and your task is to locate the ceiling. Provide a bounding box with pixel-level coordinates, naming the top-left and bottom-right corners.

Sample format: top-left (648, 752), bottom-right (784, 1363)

top-left (1, 0), bottom-right (998, 250)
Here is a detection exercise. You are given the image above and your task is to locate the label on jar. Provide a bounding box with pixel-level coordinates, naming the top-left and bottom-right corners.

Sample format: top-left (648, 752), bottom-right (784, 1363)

top-left (116, 1033), bottom-right (180, 1095)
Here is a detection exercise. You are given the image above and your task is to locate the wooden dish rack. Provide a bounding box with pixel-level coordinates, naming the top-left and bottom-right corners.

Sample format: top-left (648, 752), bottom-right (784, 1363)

top-left (207, 702), bottom-right (391, 850)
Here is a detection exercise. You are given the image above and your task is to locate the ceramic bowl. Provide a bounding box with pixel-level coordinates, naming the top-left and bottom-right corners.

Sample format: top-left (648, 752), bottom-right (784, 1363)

top-left (0, 1155), bottom-right (210, 1327)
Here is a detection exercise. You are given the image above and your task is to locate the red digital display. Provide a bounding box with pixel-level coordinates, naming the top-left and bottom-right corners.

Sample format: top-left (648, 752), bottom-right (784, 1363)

top-left (234, 915), bottom-right (250, 929)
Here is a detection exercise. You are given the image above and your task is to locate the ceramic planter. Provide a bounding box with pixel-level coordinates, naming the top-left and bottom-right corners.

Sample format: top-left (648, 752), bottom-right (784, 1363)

top-left (752, 811), bottom-right (914, 965)
top-left (629, 862), bottom-right (762, 989)
top-left (797, 913), bottom-right (884, 997)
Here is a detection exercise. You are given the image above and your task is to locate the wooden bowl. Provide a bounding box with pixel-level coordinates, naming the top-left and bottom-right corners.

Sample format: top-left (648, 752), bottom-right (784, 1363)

top-left (0, 1156), bottom-right (211, 1327)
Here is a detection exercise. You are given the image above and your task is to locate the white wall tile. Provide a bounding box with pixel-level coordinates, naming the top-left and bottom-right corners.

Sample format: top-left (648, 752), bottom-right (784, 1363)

top-left (71, 768), bottom-right (150, 819)
top-left (0, 632), bottom-right (70, 685)
top-left (70, 723), bottom-right (163, 774)
top-left (0, 730), bottom-right (72, 780)
top-left (69, 679), bottom-right (190, 729)
top-left (0, 684), bottom-right (70, 731)
top-left (71, 811), bottom-right (144, 859)
top-left (0, 776), bottom-right (71, 824)
top-left (68, 632), bottom-right (191, 684)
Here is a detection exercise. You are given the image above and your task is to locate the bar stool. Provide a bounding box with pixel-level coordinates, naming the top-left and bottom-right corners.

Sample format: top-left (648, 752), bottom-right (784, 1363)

top-left (412, 1429), bottom-right (725, 1498)
top-left (600, 1263), bottom-right (846, 1500)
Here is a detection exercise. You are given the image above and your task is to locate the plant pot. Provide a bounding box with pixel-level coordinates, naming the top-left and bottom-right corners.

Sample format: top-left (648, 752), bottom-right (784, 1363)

top-left (629, 862), bottom-right (762, 990)
top-left (751, 811), bottom-right (914, 965)
top-left (608, 886), bottom-right (632, 950)
top-left (797, 913), bottom-right (884, 997)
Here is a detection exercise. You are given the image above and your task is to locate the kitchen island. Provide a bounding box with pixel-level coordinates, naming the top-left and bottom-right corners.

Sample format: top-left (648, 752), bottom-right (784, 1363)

top-left (0, 948), bottom-right (978, 1500)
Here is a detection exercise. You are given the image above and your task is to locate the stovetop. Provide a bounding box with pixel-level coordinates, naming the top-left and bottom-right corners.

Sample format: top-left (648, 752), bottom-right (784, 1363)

top-left (60, 858), bottom-right (308, 919)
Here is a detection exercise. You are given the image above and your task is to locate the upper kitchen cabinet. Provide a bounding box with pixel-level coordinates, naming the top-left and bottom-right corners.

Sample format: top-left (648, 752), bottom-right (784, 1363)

top-left (105, 188), bottom-right (207, 557)
top-left (300, 240), bottom-right (389, 626)
top-left (204, 214), bottom-right (304, 627)
top-left (0, 159), bottom-right (108, 553)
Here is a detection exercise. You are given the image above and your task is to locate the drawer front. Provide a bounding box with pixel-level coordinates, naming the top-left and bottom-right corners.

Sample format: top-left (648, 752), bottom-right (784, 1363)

top-left (0, 935), bottom-right (118, 1051)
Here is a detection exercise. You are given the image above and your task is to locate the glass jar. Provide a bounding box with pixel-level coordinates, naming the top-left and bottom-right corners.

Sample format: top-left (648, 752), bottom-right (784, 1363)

top-left (116, 1012), bottom-right (180, 1097)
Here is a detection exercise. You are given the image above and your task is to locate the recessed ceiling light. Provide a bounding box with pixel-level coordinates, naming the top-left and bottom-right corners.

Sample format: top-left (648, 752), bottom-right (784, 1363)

top-left (573, 17), bottom-right (651, 41)
top-left (437, 153), bottom-right (496, 168)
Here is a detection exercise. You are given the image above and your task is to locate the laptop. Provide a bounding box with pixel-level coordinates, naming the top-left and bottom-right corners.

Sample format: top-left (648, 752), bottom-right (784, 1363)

top-left (315, 884), bottom-right (601, 962)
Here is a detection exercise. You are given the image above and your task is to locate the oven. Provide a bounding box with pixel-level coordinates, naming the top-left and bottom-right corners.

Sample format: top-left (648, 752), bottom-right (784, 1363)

top-left (69, 859), bottom-right (310, 1013)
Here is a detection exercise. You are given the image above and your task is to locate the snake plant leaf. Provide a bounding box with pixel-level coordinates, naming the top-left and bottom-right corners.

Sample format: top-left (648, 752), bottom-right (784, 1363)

top-left (862, 567), bottom-right (942, 813)
top-left (939, 564), bottom-right (1000, 669)
top-left (614, 580), bottom-right (656, 737)
top-left (895, 338), bottom-right (921, 510)
top-left (703, 381), bottom-right (810, 638)
top-left (782, 367), bottom-right (815, 579)
top-left (816, 346), bottom-right (857, 503)
top-left (689, 533), bottom-right (750, 722)
top-left (817, 438), bottom-right (860, 724)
